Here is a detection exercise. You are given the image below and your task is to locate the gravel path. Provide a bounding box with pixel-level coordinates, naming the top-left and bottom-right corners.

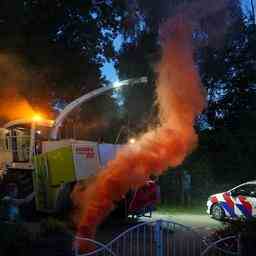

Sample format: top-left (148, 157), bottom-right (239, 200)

top-left (149, 212), bottom-right (222, 231)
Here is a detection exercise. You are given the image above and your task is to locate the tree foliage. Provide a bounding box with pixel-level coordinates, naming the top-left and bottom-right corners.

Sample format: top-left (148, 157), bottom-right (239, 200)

top-left (200, 21), bottom-right (256, 129)
top-left (0, 0), bottom-right (136, 108)
top-left (116, 0), bottom-right (245, 133)
top-left (115, 31), bottom-right (159, 137)
top-left (1, 0), bottom-right (256, 183)
top-left (116, 0), bottom-right (256, 187)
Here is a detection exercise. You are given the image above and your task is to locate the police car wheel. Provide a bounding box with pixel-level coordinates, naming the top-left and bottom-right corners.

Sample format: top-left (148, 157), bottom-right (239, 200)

top-left (211, 204), bottom-right (225, 220)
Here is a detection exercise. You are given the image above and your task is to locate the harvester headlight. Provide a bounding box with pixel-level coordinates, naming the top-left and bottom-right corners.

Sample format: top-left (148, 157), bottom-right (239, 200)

top-left (129, 138), bottom-right (136, 144)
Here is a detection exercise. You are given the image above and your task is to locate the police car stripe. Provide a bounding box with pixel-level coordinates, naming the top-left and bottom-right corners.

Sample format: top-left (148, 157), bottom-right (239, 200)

top-left (222, 193), bottom-right (236, 217)
top-left (223, 193), bottom-right (234, 208)
top-left (236, 204), bottom-right (250, 217)
top-left (210, 196), bottom-right (218, 204)
top-left (237, 196), bottom-right (252, 217)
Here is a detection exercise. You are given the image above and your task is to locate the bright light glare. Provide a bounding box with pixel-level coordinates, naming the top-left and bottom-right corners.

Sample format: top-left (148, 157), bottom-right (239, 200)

top-left (33, 114), bottom-right (43, 122)
top-left (36, 130), bottom-right (41, 134)
top-left (113, 80), bottom-right (123, 88)
top-left (129, 138), bottom-right (136, 144)
top-left (112, 77), bottom-right (147, 89)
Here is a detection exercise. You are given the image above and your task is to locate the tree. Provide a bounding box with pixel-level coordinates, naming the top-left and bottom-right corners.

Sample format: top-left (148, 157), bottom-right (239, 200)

top-left (250, 0), bottom-right (255, 24)
top-left (115, 0), bottom-right (245, 134)
top-left (0, 0), bottom-right (138, 116)
top-left (115, 31), bottom-right (159, 137)
top-left (199, 20), bottom-right (256, 129)
top-left (115, 0), bottom-right (256, 192)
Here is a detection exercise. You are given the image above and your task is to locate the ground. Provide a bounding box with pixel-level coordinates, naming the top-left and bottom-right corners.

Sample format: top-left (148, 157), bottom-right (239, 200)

top-left (96, 205), bottom-right (223, 243)
top-left (1, 204), bottom-right (224, 255)
top-left (152, 205), bottom-right (222, 230)
top-left (21, 204), bottom-right (223, 241)
top-left (90, 205), bottom-right (224, 255)
top-left (149, 211), bottom-right (222, 236)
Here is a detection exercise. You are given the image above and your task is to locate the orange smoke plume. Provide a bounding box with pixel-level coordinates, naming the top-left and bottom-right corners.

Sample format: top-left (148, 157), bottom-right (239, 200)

top-left (0, 88), bottom-right (37, 121)
top-left (0, 54), bottom-right (47, 123)
top-left (0, 54), bottom-right (36, 122)
top-left (73, 17), bottom-right (205, 251)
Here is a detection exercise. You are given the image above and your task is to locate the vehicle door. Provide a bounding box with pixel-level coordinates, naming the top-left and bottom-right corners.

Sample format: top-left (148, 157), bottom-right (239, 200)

top-left (230, 184), bottom-right (256, 218)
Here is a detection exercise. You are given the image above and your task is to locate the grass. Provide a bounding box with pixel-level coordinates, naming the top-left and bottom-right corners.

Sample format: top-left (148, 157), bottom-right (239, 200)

top-left (157, 202), bottom-right (206, 215)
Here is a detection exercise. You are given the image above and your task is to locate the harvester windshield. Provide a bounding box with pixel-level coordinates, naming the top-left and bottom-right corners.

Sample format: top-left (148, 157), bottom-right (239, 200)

top-left (2, 119), bottom-right (54, 164)
top-left (8, 123), bottom-right (31, 162)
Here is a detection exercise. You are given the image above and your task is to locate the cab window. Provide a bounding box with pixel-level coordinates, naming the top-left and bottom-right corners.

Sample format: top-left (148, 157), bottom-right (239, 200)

top-left (34, 125), bottom-right (51, 154)
top-left (9, 124), bottom-right (31, 162)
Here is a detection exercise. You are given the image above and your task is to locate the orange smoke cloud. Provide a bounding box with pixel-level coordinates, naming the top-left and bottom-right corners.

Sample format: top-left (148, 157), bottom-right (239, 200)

top-left (0, 88), bottom-right (37, 122)
top-left (0, 54), bottom-right (46, 123)
top-left (72, 17), bottom-right (205, 251)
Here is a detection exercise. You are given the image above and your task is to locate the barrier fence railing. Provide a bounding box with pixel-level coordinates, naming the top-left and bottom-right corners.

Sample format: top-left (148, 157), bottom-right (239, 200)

top-left (74, 219), bottom-right (206, 256)
top-left (201, 235), bottom-right (241, 256)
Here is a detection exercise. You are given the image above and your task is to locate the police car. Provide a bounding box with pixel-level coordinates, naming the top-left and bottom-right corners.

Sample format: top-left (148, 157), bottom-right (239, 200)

top-left (207, 181), bottom-right (256, 220)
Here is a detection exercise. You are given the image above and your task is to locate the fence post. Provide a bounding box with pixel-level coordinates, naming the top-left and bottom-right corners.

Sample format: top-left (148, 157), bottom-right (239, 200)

top-left (155, 220), bottom-right (163, 256)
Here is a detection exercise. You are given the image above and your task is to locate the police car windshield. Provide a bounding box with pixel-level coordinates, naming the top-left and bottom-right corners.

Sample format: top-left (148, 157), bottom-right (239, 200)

top-left (232, 183), bottom-right (256, 197)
